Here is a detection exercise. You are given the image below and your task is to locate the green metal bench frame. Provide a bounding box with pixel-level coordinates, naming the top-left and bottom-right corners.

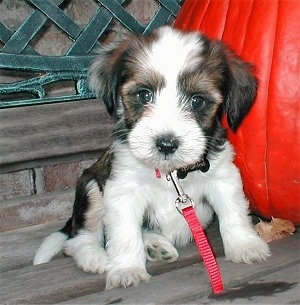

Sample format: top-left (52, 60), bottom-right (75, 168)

top-left (0, 0), bottom-right (181, 109)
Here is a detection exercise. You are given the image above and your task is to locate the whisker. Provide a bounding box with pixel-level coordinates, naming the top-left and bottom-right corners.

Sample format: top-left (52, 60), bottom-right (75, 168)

top-left (110, 128), bottom-right (128, 139)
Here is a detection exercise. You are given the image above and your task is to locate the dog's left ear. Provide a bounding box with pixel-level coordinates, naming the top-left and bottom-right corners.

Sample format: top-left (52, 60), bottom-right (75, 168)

top-left (223, 48), bottom-right (257, 131)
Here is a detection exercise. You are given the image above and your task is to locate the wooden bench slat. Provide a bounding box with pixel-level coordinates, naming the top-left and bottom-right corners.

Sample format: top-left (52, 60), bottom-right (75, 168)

top-left (0, 100), bottom-right (114, 167)
top-left (0, 221), bottom-right (64, 272)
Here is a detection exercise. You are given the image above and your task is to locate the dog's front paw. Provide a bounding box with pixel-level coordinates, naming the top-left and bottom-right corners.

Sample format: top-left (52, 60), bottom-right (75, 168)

top-left (144, 232), bottom-right (179, 262)
top-left (224, 233), bottom-right (270, 264)
top-left (106, 267), bottom-right (151, 289)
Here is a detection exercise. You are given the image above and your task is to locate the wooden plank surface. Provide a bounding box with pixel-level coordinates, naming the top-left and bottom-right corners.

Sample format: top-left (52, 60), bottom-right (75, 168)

top-left (206, 264), bottom-right (300, 305)
top-left (0, 221), bottom-right (65, 272)
top-left (0, 220), bottom-right (222, 304)
top-left (1, 221), bottom-right (299, 305)
top-left (0, 99), bottom-right (114, 167)
top-left (57, 235), bottom-right (300, 305)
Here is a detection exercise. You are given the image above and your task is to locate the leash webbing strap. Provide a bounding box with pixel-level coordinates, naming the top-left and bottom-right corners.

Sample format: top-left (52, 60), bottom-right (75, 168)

top-left (182, 206), bottom-right (224, 294)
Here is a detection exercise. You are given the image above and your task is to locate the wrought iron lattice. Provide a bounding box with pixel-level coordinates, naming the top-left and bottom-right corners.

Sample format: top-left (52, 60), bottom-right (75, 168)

top-left (0, 0), bottom-right (181, 108)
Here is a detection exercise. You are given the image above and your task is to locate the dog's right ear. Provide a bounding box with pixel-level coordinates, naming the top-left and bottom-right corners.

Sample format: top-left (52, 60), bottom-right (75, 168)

top-left (88, 39), bottom-right (130, 116)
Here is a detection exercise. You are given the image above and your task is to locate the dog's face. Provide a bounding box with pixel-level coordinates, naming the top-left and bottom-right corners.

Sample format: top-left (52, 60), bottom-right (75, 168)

top-left (89, 26), bottom-right (256, 172)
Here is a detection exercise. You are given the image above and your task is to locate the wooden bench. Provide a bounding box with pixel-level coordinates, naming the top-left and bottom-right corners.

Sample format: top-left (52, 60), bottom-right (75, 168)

top-left (1, 220), bottom-right (299, 304)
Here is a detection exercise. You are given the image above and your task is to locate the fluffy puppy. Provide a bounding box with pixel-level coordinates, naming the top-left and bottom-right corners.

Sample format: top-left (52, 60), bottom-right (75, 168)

top-left (34, 26), bottom-right (270, 289)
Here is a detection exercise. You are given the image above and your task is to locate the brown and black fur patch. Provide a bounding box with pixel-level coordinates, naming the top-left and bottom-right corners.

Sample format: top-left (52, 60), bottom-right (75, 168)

top-left (61, 149), bottom-right (113, 238)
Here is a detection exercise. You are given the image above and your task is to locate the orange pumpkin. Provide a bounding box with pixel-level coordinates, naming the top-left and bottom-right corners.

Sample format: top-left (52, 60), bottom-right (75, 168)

top-left (174, 0), bottom-right (300, 224)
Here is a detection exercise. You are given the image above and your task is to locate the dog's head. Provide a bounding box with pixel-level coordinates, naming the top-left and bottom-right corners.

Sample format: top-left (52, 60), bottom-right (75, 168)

top-left (89, 26), bottom-right (257, 172)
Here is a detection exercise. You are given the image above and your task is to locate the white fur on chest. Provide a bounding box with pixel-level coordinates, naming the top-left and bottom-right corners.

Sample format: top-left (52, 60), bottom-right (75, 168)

top-left (102, 142), bottom-right (233, 246)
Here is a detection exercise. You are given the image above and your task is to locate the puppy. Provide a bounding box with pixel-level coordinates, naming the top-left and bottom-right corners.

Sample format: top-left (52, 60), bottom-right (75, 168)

top-left (34, 26), bottom-right (270, 289)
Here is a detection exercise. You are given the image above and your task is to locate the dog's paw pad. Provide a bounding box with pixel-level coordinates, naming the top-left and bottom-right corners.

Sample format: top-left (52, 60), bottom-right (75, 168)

top-left (106, 267), bottom-right (150, 289)
top-left (143, 232), bottom-right (179, 263)
top-left (146, 243), bottom-right (179, 262)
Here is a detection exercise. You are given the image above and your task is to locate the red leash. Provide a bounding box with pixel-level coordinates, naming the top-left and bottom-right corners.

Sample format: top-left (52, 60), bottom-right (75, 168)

top-left (182, 206), bottom-right (224, 294)
top-left (166, 170), bottom-right (224, 294)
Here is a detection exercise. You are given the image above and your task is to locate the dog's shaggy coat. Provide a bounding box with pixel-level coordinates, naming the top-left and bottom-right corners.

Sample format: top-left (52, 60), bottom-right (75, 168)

top-left (34, 26), bottom-right (270, 289)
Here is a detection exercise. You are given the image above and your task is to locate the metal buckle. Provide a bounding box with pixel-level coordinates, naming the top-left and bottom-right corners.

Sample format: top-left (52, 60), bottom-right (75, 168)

top-left (166, 170), bottom-right (195, 214)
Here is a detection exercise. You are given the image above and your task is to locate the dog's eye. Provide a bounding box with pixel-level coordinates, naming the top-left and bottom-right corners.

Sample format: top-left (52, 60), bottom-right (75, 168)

top-left (136, 89), bottom-right (153, 104)
top-left (190, 95), bottom-right (206, 110)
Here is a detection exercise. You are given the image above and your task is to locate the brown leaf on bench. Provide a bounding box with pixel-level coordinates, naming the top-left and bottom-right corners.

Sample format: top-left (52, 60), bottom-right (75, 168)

top-left (254, 217), bottom-right (296, 243)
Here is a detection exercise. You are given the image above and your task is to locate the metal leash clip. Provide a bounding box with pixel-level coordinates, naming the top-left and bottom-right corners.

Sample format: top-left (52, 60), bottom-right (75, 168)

top-left (166, 170), bottom-right (195, 214)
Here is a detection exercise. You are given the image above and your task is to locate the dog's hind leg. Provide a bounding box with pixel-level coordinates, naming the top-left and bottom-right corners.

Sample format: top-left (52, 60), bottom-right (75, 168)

top-left (34, 151), bottom-right (112, 273)
top-left (143, 231), bottom-right (179, 263)
top-left (64, 179), bottom-right (108, 274)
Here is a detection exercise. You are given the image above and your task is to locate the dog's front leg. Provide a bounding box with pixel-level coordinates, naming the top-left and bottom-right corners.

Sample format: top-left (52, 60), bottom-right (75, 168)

top-left (206, 164), bottom-right (270, 264)
top-left (104, 191), bottom-right (150, 289)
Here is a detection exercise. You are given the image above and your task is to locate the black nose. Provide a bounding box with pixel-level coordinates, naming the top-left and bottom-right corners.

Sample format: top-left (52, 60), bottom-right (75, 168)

top-left (155, 134), bottom-right (179, 155)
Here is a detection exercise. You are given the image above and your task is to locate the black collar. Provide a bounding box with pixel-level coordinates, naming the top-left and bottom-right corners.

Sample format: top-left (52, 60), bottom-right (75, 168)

top-left (176, 155), bottom-right (210, 179)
